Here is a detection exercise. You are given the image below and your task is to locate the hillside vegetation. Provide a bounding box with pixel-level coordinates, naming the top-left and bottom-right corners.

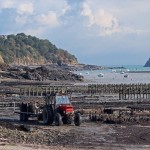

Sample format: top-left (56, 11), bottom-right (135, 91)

top-left (0, 33), bottom-right (78, 65)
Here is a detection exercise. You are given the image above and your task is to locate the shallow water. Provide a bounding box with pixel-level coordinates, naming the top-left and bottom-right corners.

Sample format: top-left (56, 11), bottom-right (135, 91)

top-left (75, 70), bottom-right (150, 84)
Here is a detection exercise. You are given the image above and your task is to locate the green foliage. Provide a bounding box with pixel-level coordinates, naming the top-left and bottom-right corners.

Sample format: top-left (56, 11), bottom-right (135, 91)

top-left (0, 33), bottom-right (78, 64)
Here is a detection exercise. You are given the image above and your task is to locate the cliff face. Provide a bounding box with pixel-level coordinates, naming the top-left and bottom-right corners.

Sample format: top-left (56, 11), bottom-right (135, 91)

top-left (0, 33), bottom-right (78, 65)
top-left (144, 58), bottom-right (150, 67)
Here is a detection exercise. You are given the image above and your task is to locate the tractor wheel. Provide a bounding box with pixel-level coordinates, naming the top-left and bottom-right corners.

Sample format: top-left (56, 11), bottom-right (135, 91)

top-left (20, 113), bottom-right (28, 121)
top-left (42, 107), bottom-right (54, 125)
top-left (62, 117), bottom-right (67, 124)
top-left (23, 114), bottom-right (28, 121)
top-left (37, 113), bottom-right (43, 121)
top-left (55, 113), bottom-right (62, 126)
top-left (20, 113), bottom-right (23, 121)
top-left (20, 103), bottom-right (28, 121)
top-left (74, 113), bottom-right (81, 126)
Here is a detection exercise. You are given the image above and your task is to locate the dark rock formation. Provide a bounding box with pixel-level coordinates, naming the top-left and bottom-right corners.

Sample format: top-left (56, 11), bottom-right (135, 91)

top-left (0, 65), bottom-right (84, 82)
top-left (144, 58), bottom-right (150, 67)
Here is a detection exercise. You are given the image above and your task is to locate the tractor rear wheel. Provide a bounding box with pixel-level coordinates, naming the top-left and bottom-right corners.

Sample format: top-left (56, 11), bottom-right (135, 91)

top-left (55, 113), bottom-right (62, 126)
top-left (42, 107), bottom-right (53, 125)
top-left (74, 113), bottom-right (81, 126)
top-left (37, 113), bottom-right (43, 121)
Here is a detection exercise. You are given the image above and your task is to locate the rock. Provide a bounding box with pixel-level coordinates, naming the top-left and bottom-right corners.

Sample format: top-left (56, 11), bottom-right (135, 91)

top-left (144, 58), bottom-right (150, 67)
top-left (0, 65), bottom-right (84, 82)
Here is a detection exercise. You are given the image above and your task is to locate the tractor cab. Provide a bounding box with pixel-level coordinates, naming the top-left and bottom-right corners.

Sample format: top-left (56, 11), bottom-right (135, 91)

top-left (55, 95), bottom-right (74, 114)
top-left (55, 95), bottom-right (70, 105)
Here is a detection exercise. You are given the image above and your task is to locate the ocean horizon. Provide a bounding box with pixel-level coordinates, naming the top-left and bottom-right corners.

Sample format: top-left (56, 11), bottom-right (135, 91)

top-left (110, 65), bottom-right (150, 71)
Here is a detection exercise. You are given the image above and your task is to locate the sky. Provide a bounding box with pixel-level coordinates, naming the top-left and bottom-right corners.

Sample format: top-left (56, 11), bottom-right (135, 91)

top-left (0, 0), bottom-right (150, 66)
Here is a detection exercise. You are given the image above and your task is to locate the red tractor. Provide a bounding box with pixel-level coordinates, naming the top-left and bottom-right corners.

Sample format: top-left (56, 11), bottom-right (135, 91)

top-left (42, 92), bottom-right (81, 126)
top-left (19, 92), bottom-right (81, 126)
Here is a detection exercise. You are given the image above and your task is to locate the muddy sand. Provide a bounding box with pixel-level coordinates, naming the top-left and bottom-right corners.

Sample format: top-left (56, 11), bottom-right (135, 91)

top-left (0, 120), bottom-right (150, 150)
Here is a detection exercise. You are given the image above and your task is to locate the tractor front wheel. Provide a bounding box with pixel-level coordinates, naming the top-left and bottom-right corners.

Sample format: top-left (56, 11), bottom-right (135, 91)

top-left (55, 113), bottom-right (62, 126)
top-left (74, 113), bottom-right (81, 126)
top-left (42, 107), bottom-right (53, 125)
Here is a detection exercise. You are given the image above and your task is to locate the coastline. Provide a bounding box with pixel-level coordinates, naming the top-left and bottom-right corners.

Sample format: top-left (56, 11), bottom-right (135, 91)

top-left (1, 64), bottom-right (150, 86)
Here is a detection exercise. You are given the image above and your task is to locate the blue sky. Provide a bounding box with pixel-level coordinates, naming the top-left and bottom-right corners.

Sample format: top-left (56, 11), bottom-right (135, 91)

top-left (0, 0), bottom-right (150, 66)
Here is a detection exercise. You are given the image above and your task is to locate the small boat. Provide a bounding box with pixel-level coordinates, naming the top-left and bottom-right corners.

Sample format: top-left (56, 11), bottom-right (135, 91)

top-left (120, 71), bottom-right (125, 74)
top-left (111, 69), bottom-right (116, 73)
top-left (79, 73), bottom-right (82, 75)
top-left (124, 74), bottom-right (128, 78)
top-left (98, 73), bottom-right (104, 77)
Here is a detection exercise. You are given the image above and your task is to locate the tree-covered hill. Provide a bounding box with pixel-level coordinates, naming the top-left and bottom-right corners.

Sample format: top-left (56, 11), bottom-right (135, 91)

top-left (0, 33), bottom-right (78, 65)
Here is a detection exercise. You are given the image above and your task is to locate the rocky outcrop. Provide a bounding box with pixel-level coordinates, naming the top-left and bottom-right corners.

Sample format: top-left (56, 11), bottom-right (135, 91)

top-left (144, 58), bottom-right (150, 67)
top-left (0, 65), bottom-right (84, 82)
top-left (64, 64), bottom-right (107, 71)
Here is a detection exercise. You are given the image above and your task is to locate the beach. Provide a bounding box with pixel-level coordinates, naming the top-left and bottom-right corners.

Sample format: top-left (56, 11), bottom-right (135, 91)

top-left (0, 66), bottom-right (150, 150)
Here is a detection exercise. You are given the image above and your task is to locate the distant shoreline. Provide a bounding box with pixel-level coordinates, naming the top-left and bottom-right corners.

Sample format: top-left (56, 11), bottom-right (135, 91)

top-left (129, 71), bottom-right (150, 73)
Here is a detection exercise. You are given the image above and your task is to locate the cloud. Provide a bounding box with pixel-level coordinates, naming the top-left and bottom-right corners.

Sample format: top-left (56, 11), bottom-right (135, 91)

top-left (93, 9), bottom-right (120, 36)
top-left (121, 27), bottom-right (150, 35)
top-left (81, 1), bottom-right (120, 36)
top-left (24, 27), bottom-right (45, 37)
top-left (81, 2), bottom-right (93, 26)
top-left (81, 0), bottom-right (150, 36)
top-left (33, 0), bottom-right (70, 15)
top-left (0, 0), bottom-right (71, 38)
top-left (36, 11), bottom-right (59, 27)
top-left (0, 0), bottom-right (70, 27)
top-left (14, 2), bottom-right (34, 25)
top-left (15, 15), bottom-right (28, 24)
top-left (0, 0), bottom-right (14, 9)
top-left (32, 0), bottom-right (70, 29)
top-left (17, 2), bottom-right (33, 15)
top-left (0, 0), bottom-right (149, 38)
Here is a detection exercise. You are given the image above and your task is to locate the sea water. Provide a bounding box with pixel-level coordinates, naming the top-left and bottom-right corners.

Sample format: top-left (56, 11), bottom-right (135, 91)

top-left (74, 65), bottom-right (150, 84)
